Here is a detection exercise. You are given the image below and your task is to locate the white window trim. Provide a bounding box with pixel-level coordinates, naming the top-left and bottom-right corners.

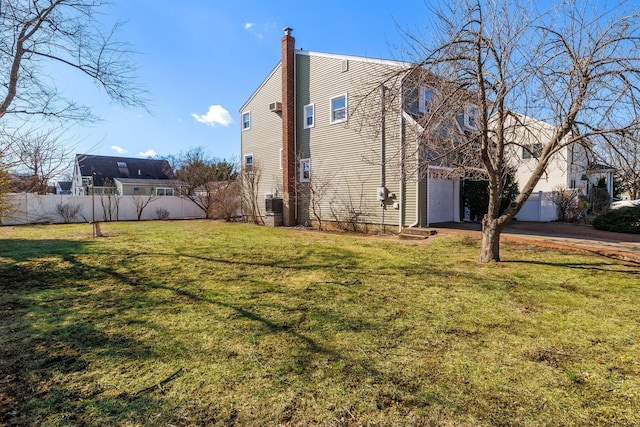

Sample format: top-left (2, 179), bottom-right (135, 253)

top-left (242, 111), bottom-right (251, 131)
top-left (244, 153), bottom-right (254, 172)
top-left (329, 93), bottom-right (348, 124)
top-left (303, 103), bottom-right (315, 129)
top-left (279, 148), bottom-right (283, 170)
top-left (299, 158), bottom-right (311, 182)
top-left (418, 86), bottom-right (434, 114)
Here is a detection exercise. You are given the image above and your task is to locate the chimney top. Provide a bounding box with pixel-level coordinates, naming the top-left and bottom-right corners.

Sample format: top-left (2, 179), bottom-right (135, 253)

top-left (283, 27), bottom-right (293, 36)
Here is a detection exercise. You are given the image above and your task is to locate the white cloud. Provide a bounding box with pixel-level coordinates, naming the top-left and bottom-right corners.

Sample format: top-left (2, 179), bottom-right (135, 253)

top-left (111, 145), bottom-right (127, 154)
top-left (139, 149), bottom-right (157, 157)
top-left (244, 22), bottom-right (263, 39)
top-left (191, 105), bottom-right (233, 127)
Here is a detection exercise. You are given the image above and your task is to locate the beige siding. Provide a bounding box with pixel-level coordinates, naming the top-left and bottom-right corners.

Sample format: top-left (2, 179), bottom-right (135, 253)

top-left (241, 64), bottom-right (284, 211)
top-left (400, 121), bottom-right (420, 227)
top-left (295, 53), bottom-right (407, 228)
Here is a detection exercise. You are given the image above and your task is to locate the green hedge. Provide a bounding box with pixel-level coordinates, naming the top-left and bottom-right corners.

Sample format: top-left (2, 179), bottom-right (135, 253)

top-left (592, 205), bottom-right (640, 234)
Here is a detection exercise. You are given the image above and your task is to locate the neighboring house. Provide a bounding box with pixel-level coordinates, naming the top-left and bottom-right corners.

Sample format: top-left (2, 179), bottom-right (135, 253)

top-left (240, 28), bottom-right (463, 231)
top-left (240, 28), bottom-right (606, 230)
top-left (55, 181), bottom-right (72, 195)
top-left (507, 115), bottom-right (614, 197)
top-left (72, 154), bottom-right (176, 196)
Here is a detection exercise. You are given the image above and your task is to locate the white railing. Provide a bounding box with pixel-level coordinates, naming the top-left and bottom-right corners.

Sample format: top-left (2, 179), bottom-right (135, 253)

top-left (1, 193), bottom-right (206, 225)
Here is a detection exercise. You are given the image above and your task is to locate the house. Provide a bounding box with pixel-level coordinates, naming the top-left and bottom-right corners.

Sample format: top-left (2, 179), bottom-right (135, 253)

top-left (55, 181), bottom-right (72, 195)
top-left (507, 115), bottom-right (614, 197)
top-left (240, 28), bottom-right (463, 231)
top-left (71, 154), bottom-right (176, 196)
top-left (240, 28), bottom-right (603, 230)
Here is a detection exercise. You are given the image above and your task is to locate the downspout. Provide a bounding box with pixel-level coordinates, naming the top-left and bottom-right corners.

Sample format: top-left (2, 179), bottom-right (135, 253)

top-left (425, 163), bottom-right (430, 227)
top-left (293, 50), bottom-right (298, 222)
top-left (410, 142), bottom-right (421, 228)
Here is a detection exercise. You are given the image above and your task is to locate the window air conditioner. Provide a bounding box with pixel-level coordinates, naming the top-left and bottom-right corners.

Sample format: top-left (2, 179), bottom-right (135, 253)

top-left (269, 102), bottom-right (282, 112)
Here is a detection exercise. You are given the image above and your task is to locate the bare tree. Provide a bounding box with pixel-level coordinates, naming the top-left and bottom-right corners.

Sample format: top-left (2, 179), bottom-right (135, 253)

top-left (1, 127), bottom-right (73, 194)
top-left (130, 190), bottom-right (159, 221)
top-left (241, 160), bottom-right (264, 225)
top-left (99, 179), bottom-right (120, 221)
top-left (297, 165), bottom-right (335, 230)
top-left (0, 0), bottom-right (146, 123)
top-left (209, 180), bottom-right (241, 221)
top-left (0, 1), bottom-right (145, 211)
top-left (171, 148), bottom-right (238, 218)
top-left (377, 0), bottom-right (640, 262)
top-left (549, 186), bottom-right (580, 223)
top-left (56, 201), bottom-right (81, 223)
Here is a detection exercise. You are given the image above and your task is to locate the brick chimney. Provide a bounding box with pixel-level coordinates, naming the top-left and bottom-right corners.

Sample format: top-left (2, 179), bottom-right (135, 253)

top-left (281, 27), bottom-right (296, 226)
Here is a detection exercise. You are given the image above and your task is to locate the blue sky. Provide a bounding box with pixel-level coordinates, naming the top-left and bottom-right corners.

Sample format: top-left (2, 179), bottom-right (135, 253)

top-left (51, 0), bottom-right (429, 163)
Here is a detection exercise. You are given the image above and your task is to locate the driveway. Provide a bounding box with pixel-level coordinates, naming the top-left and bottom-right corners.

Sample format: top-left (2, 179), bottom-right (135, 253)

top-left (430, 221), bottom-right (640, 264)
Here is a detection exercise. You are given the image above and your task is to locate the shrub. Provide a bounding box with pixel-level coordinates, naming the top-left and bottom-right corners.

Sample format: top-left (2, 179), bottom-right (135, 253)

top-left (155, 207), bottom-right (170, 220)
top-left (56, 202), bottom-right (81, 223)
top-left (592, 205), bottom-right (640, 234)
top-left (549, 188), bottom-right (579, 222)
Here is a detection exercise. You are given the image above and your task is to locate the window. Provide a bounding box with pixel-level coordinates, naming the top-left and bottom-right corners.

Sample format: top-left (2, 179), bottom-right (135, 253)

top-left (304, 104), bottom-right (314, 129)
top-left (156, 187), bottom-right (174, 196)
top-left (82, 176), bottom-right (93, 187)
top-left (330, 94), bottom-right (347, 124)
top-left (244, 154), bottom-right (254, 172)
top-left (418, 86), bottom-right (434, 114)
top-left (133, 187), bottom-right (146, 195)
top-left (117, 161), bottom-right (127, 168)
top-left (299, 158), bottom-right (310, 182)
top-left (242, 111), bottom-right (251, 131)
top-left (522, 143), bottom-right (542, 159)
top-left (464, 106), bottom-right (477, 128)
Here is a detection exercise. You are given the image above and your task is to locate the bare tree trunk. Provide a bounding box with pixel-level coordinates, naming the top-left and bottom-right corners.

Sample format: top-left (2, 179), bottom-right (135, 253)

top-left (480, 216), bottom-right (503, 262)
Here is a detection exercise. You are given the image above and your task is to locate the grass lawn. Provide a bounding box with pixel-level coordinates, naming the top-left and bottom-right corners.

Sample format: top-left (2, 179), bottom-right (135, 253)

top-left (0, 220), bottom-right (639, 426)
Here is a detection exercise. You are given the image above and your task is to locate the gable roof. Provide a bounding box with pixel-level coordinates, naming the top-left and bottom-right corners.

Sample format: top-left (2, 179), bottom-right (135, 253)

top-left (75, 154), bottom-right (173, 187)
top-left (239, 49), bottom-right (411, 112)
top-left (56, 181), bottom-right (72, 191)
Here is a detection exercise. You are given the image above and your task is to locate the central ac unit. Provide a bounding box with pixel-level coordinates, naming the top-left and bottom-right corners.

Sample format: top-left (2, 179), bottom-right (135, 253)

top-left (269, 102), bottom-right (282, 112)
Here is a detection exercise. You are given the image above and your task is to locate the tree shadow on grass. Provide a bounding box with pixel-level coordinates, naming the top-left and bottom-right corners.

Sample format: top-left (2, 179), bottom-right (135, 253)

top-left (0, 239), bottom-right (181, 425)
top-left (43, 247), bottom-right (445, 424)
top-left (502, 259), bottom-right (640, 275)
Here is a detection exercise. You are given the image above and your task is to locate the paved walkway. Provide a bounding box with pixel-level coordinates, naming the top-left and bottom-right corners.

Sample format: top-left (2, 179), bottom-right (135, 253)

top-left (430, 221), bottom-right (640, 264)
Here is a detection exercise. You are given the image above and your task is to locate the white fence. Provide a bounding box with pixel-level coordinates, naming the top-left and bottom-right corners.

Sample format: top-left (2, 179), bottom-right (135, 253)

top-left (515, 191), bottom-right (558, 222)
top-left (1, 193), bottom-right (206, 225)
